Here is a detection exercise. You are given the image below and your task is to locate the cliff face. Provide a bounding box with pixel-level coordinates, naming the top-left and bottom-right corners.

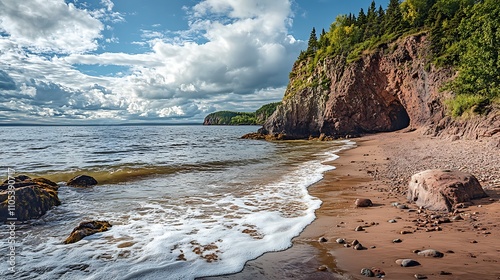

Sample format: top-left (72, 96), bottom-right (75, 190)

top-left (260, 34), bottom-right (457, 139)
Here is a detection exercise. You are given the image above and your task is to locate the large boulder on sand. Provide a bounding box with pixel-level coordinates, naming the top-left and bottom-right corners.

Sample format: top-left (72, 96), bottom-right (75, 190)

top-left (0, 175), bottom-right (60, 222)
top-left (407, 170), bottom-right (488, 212)
top-left (64, 220), bottom-right (112, 244)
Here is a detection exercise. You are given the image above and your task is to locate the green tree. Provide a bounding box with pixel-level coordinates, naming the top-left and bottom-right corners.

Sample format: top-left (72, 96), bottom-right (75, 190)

top-left (357, 8), bottom-right (367, 27)
top-left (365, 1), bottom-right (379, 38)
top-left (401, 0), bottom-right (437, 28)
top-left (451, 0), bottom-right (500, 100)
top-left (385, 0), bottom-right (403, 33)
top-left (306, 27), bottom-right (318, 55)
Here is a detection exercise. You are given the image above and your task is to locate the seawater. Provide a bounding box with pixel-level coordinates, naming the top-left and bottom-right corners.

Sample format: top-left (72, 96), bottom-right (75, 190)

top-left (0, 125), bottom-right (354, 279)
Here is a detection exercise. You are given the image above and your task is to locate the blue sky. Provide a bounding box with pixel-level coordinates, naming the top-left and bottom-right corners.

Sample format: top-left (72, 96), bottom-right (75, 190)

top-left (0, 0), bottom-right (388, 124)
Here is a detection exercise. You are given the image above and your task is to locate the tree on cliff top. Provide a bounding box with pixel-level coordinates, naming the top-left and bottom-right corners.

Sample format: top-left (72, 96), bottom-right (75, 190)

top-left (307, 27), bottom-right (318, 54)
top-left (384, 0), bottom-right (404, 33)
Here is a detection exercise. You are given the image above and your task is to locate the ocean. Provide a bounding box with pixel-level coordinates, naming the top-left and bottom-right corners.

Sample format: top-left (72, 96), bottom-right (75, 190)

top-left (0, 125), bottom-right (354, 279)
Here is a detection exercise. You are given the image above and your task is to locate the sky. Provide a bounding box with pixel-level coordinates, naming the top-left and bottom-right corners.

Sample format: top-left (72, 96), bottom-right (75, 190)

top-left (0, 0), bottom-right (389, 124)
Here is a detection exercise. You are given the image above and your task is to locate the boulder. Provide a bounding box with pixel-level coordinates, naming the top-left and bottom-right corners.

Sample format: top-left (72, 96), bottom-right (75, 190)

top-left (407, 170), bottom-right (487, 212)
top-left (64, 220), bottom-right (112, 244)
top-left (66, 175), bottom-right (98, 187)
top-left (0, 176), bottom-right (60, 222)
top-left (355, 198), bottom-right (373, 207)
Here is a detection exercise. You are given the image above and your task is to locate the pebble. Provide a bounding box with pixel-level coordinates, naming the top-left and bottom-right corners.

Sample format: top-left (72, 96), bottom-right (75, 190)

top-left (318, 265), bottom-right (328, 271)
top-left (414, 274), bottom-right (427, 279)
top-left (392, 238), bottom-right (402, 243)
top-left (371, 267), bottom-right (385, 277)
top-left (417, 249), bottom-right (444, 258)
top-left (354, 243), bottom-right (365, 250)
top-left (360, 268), bottom-right (374, 277)
top-left (318, 237), bottom-right (328, 243)
top-left (355, 226), bottom-right (365, 232)
top-left (396, 259), bottom-right (420, 267)
top-left (388, 219), bottom-right (397, 223)
top-left (355, 198), bottom-right (374, 207)
top-left (352, 239), bottom-right (359, 246)
top-left (451, 215), bottom-right (463, 221)
top-left (397, 204), bottom-right (409, 209)
top-left (400, 230), bottom-right (412, 235)
top-left (440, 271), bottom-right (452, 275)
top-left (336, 238), bottom-right (345, 244)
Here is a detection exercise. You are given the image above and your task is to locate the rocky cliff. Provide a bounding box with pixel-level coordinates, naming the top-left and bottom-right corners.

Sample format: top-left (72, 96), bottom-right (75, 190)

top-left (258, 34), bottom-right (499, 141)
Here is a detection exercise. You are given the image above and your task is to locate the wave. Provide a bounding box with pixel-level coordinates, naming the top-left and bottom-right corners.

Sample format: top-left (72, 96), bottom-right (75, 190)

top-left (29, 159), bottom-right (263, 185)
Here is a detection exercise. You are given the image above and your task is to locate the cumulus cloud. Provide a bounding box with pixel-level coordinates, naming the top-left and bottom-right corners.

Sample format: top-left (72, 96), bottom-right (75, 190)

top-left (0, 0), bottom-right (104, 54)
top-left (0, 0), bottom-right (304, 124)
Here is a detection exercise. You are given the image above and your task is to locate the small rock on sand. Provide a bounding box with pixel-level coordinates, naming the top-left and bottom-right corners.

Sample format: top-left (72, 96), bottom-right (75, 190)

top-left (355, 198), bottom-right (373, 207)
top-left (414, 274), bottom-right (427, 279)
top-left (417, 249), bottom-right (444, 258)
top-left (395, 259), bottom-right (420, 267)
top-left (360, 268), bottom-right (374, 277)
top-left (355, 226), bottom-right (364, 231)
top-left (336, 238), bottom-right (345, 244)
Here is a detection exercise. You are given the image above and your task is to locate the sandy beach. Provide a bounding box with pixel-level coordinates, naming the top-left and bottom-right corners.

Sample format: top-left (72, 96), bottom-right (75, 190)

top-left (205, 129), bottom-right (499, 280)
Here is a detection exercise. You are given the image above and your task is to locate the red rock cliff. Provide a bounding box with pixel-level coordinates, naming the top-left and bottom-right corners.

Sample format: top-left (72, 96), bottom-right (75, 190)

top-left (259, 34), bottom-right (498, 140)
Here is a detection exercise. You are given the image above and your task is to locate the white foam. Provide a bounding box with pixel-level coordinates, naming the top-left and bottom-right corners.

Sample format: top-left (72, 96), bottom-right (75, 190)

top-left (0, 140), bottom-right (355, 280)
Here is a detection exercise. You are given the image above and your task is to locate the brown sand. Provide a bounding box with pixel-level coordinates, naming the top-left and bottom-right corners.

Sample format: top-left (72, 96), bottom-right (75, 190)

top-left (204, 130), bottom-right (499, 280)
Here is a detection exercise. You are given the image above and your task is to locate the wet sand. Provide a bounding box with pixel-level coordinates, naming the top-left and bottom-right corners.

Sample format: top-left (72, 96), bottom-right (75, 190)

top-left (204, 130), bottom-right (499, 280)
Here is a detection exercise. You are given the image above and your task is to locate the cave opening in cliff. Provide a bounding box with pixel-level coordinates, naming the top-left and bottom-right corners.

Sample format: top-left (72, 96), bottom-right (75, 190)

top-left (389, 101), bottom-right (411, 131)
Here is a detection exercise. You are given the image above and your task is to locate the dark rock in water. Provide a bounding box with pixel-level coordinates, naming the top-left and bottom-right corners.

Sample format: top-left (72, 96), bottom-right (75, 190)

top-left (241, 132), bottom-right (267, 140)
top-left (0, 177), bottom-right (60, 222)
top-left (417, 249), bottom-right (444, 258)
top-left (360, 268), bottom-right (374, 277)
top-left (64, 220), bottom-right (112, 244)
top-left (67, 175), bottom-right (98, 187)
top-left (407, 169), bottom-right (487, 212)
top-left (396, 259), bottom-right (420, 267)
top-left (355, 198), bottom-right (373, 207)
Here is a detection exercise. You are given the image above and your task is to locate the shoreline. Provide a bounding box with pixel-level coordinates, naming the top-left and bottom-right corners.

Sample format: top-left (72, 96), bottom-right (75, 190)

top-left (205, 129), bottom-right (499, 279)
